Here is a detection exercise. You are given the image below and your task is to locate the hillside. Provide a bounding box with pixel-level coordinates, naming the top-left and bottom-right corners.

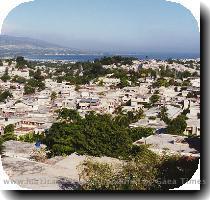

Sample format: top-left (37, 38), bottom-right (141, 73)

top-left (0, 35), bottom-right (83, 57)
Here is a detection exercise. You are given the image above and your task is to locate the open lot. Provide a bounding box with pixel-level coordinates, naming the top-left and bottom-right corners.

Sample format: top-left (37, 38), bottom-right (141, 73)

top-left (1, 141), bottom-right (121, 190)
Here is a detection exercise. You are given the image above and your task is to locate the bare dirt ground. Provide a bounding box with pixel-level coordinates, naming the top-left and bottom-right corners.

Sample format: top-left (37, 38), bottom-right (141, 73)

top-left (1, 141), bottom-right (121, 190)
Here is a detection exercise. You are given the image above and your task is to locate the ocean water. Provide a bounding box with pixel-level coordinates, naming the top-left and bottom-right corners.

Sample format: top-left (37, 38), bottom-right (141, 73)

top-left (26, 52), bottom-right (200, 62)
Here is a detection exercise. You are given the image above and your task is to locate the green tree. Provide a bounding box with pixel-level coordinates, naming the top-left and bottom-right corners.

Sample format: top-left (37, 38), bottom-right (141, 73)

top-left (129, 127), bottom-right (154, 142)
top-left (2, 124), bottom-right (16, 141)
top-left (1, 68), bottom-right (11, 82)
top-left (58, 108), bottom-right (82, 123)
top-left (12, 76), bottom-right (26, 84)
top-left (4, 124), bottom-right (14, 134)
top-left (34, 68), bottom-right (44, 81)
top-left (51, 91), bottom-right (57, 102)
top-left (16, 56), bottom-right (28, 69)
top-left (150, 94), bottom-right (160, 105)
top-left (169, 79), bottom-right (175, 86)
top-left (118, 78), bottom-right (130, 88)
top-left (18, 132), bottom-right (45, 143)
top-left (114, 114), bottom-right (130, 127)
top-left (7, 59), bottom-right (12, 66)
top-left (159, 106), bottom-right (170, 124)
top-left (0, 91), bottom-right (13, 102)
top-left (153, 78), bottom-right (169, 88)
top-left (2, 132), bottom-right (17, 141)
top-left (166, 115), bottom-right (187, 135)
top-left (182, 80), bottom-right (191, 87)
top-left (29, 69), bottom-right (35, 77)
top-left (24, 85), bottom-right (35, 95)
top-left (182, 71), bottom-right (192, 78)
top-left (44, 109), bottom-right (155, 159)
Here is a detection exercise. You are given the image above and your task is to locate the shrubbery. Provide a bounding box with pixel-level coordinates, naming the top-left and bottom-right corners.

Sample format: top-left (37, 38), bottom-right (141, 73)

top-left (18, 132), bottom-right (45, 143)
top-left (78, 146), bottom-right (199, 190)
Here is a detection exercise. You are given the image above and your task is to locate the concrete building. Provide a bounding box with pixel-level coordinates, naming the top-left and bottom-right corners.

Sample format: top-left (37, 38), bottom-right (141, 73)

top-left (134, 134), bottom-right (200, 157)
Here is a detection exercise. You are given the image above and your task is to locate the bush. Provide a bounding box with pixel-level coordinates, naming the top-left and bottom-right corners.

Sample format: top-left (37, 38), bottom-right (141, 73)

top-left (4, 124), bottom-right (14, 134)
top-left (78, 148), bottom-right (199, 190)
top-left (30, 147), bottom-right (48, 163)
top-left (1, 132), bottom-right (17, 142)
top-left (79, 146), bottom-right (160, 190)
top-left (18, 132), bottom-right (45, 143)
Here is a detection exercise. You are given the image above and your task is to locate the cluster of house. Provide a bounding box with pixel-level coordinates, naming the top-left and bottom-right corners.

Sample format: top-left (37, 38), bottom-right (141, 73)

top-left (0, 58), bottom-right (200, 146)
top-left (0, 61), bottom-right (30, 79)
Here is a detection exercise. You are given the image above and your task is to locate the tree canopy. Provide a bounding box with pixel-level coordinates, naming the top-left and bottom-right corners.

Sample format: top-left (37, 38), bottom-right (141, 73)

top-left (166, 115), bottom-right (187, 135)
top-left (43, 109), bottom-right (154, 158)
top-left (1, 68), bottom-right (11, 82)
top-left (0, 90), bottom-right (13, 102)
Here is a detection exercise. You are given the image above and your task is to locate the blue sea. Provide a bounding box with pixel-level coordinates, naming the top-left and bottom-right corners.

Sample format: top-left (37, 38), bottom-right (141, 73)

top-left (26, 52), bottom-right (200, 62)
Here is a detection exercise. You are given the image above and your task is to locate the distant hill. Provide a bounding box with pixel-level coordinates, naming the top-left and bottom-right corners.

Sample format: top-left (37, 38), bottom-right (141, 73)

top-left (0, 35), bottom-right (84, 57)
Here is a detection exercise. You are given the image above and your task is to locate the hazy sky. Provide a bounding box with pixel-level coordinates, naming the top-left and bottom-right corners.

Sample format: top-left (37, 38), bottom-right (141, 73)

top-left (2, 0), bottom-right (200, 53)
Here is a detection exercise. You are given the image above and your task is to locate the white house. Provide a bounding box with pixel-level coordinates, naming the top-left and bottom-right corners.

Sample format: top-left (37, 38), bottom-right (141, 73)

top-left (12, 69), bottom-right (30, 79)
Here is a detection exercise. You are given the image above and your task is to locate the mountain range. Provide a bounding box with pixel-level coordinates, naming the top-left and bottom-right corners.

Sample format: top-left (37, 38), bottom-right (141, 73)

top-left (0, 35), bottom-right (86, 57)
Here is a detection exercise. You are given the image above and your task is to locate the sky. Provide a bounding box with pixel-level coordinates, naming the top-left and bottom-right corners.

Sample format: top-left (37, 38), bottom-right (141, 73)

top-left (1, 0), bottom-right (200, 54)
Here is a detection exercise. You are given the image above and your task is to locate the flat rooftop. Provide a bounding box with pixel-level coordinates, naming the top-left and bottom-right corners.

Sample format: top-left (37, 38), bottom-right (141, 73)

top-left (134, 134), bottom-right (200, 157)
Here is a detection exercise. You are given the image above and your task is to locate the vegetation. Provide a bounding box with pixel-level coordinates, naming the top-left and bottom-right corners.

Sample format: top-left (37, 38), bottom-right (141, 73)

top-left (0, 56), bottom-right (200, 190)
top-left (0, 137), bottom-right (3, 154)
top-left (1, 67), bottom-right (11, 82)
top-left (30, 147), bottom-right (48, 163)
top-left (1, 131), bottom-right (17, 142)
top-left (0, 124), bottom-right (17, 152)
top-left (149, 94), bottom-right (160, 105)
top-left (79, 146), bottom-right (159, 190)
top-left (95, 56), bottom-right (136, 66)
top-left (25, 56), bottom-right (198, 89)
top-left (158, 106), bottom-right (170, 124)
top-left (12, 75), bottom-right (27, 84)
top-left (24, 70), bottom-right (45, 94)
top-left (153, 78), bottom-right (170, 88)
top-left (54, 61), bottom-right (108, 85)
top-left (0, 90), bottom-right (13, 102)
top-left (24, 85), bottom-right (36, 95)
top-left (4, 124), bottom-right (14, 134)
top-left (18, 132), bottom-right (45, 143)
top-left (166, 115), bottom-right (187, 135)
top-left (43, 109), bottom-right (154, 158)
top-left (187, 91), bottom-right (199, 99)
top-left (78, 146), bottom-right (199, 190)
top-left (0, 60), bottom-right (3, 66)
top-left (16, 56), bottom-right (28, 69)
top-left (51, 91), bottom-right (57, 102)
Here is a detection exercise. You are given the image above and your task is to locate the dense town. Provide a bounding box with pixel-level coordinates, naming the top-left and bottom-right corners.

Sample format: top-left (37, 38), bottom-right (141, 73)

top-left (0, 56), bottom-right (200, 190)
